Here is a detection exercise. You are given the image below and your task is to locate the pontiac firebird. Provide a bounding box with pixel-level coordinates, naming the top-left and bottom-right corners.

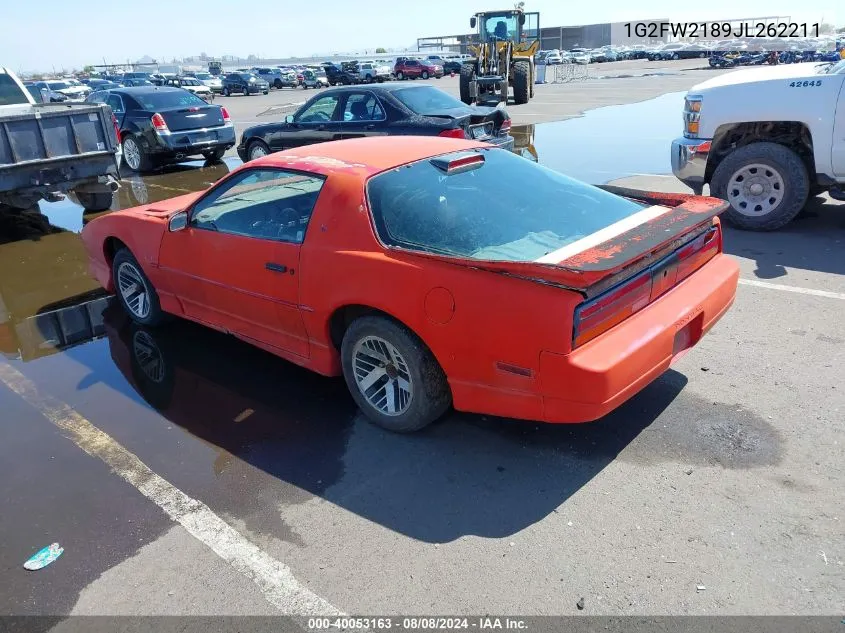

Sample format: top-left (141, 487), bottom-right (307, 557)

top-left (81, 136), bottom-right (739, 432)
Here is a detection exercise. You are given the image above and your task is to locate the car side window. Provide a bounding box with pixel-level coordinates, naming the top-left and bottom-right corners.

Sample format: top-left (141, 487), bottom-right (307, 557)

top-left (295, 95), bottom-right (340, 123)
top-left (106, 94), bottom-right (124, 114)
top-left (342, 93), bottom-right (385, 122)
top-left (190, 168), bottom-right (326, 244)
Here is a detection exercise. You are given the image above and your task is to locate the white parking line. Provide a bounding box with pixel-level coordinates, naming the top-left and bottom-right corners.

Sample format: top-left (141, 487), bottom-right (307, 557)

top-left (739, 278), bottom-right (845, 300)
top-left (0, 361), bottom-right (343, 617)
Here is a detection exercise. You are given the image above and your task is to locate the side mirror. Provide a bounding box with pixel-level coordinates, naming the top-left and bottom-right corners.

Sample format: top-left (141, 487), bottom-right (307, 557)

top-left (169, 211), bottom-right (188, 232)
top-left (519, 14), bottom-right (526, 25)
top-left (470, 17), bottom-right (476, 28)
top-left (285, 114), bottom-right (295, 123)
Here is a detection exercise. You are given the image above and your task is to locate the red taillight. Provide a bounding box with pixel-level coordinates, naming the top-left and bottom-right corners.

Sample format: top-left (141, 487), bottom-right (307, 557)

top-left (572, 222), bottom-right (721, 348)
top-left (573, 271), bottom-right (652, 348)
top-left (221, 106), bottom-right (231, 123)
top-left (438, 128), bottom-right (466, 139)
top-left (500, 118), bottom-right (511, 133)
top-left (151, 112), bottom-right (169, 133)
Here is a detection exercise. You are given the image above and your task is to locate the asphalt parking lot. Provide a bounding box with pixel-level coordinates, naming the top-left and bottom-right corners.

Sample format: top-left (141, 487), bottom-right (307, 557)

top-left (1, 59), bottom-right (843, 617)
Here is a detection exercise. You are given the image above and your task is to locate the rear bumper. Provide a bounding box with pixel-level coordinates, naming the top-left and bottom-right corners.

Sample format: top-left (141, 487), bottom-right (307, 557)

top-left (152, 124), bottom-right (236, 157)
top-left (484, 134), bottom-right (515, 151)
top-left (671, 136), bottom-right (711, 194)
top-left (540, 254), bottom-right (738, 423)
top-left (449, 254), bottom-right (739, 424)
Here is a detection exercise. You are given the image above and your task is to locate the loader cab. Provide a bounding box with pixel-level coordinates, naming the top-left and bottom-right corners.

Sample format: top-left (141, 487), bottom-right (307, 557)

top-left (470, 10), bottom-right (538, 45)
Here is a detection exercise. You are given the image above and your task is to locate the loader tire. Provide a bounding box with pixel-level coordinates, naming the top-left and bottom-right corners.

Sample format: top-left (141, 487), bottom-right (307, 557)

top-left (513, 60), bottom-right (530, 104)
top-left (459, 63), bottom-right (475, 104)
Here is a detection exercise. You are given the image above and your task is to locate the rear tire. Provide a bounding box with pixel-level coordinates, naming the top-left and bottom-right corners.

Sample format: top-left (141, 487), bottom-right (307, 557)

top-left (274, 79), bottom-right (282, 89)
top-left (422, 71), bottom-right (429, 79)
top-left (75, 190), bottom-right (114, 212)
top-left (710, 142), bottom-right (809, 231)
top-left (513, 60), bottom-right (530, 104)
top-left (396, 71), bottom-right (404, 80)
top-left (340, 316), bottom-right (451, 433)
top-left (202, 148), bottom-right (226, 163)
top-left (222, 87), bottom-right (230, 96)
top-left (122, 135), bottom-right (151, 173)
top-left (112, 249), bottom-right (165, 327)
top-left (459, 63), bottom-right (475, 104)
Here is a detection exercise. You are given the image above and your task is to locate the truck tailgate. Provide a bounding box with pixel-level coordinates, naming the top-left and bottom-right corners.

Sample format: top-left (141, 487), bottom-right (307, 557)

top-left (1, 102), bottom-right (119, 168)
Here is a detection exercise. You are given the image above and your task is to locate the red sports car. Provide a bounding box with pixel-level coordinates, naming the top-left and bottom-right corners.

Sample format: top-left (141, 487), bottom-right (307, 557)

top-left (81, 136), bottom-right (739, 433)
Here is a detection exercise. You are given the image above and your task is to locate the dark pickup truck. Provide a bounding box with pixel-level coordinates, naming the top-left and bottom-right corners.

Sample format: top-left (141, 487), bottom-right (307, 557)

top-left (1, 67), bottom-right (121, 213)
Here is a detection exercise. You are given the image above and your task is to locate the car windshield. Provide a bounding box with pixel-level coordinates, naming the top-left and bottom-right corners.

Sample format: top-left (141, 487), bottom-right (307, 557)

top-left (182, 79), bottom-right (200, 85)
top-left (367, 148), bottom-right (648, 262)
top-left (239, 73), bottom-right (254, 80)
top-left (48, 82), bottom-right (69, 90)
top-left (392, 86), bottom-right (467, 114)
top-left (195, 73), bottom-right (212, 80)
top-left (133, 90), bottom-right (208, 109)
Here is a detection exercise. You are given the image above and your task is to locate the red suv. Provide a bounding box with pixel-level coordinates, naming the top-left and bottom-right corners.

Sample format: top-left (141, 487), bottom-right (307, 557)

top-left (394, 58), bottom-right (443, 80)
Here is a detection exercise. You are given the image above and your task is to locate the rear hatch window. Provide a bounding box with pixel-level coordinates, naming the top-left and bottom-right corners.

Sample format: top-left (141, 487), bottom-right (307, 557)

top-left (392, 86), bottom-right (469, 115)
top-left (367, 148), bottom-right (647, 262)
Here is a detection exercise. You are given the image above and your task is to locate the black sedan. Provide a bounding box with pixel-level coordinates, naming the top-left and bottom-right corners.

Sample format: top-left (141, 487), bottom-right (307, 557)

top-left (86, 86), bottom-right (236, 173)
top-left (235, 84), bottom-right (514, 162)
top-left (221, 72), bottom-right (270, 96)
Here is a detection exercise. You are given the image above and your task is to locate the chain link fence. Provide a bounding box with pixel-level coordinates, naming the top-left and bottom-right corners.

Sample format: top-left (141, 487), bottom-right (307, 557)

top-left (538, 63), bottom-right (590, 83)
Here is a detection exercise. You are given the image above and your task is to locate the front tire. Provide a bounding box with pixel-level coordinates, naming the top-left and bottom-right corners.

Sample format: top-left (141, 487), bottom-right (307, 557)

top-left (247, 139), bottom-right (271, 161)
top-left (421, 71), bottom-right (429, 79)
top-left (341, 316), bottom-right (451, 433)
top-left (113, 249), bottom-right (165, 326)
top-left (710, 142), bottom-right (809, 231)
top-left (274, 79), bottom-right (282, 89)
top-left (513, 60), bottom-right (530, 104)
top-left (459, 63), bottom-right (475, 104)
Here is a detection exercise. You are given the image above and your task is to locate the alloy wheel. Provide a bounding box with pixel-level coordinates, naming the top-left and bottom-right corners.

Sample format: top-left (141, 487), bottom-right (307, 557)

top-left (123, 138), bottom-right (141, 171)
top-left (117, 261), bottom-right (151, 319)
top-left (352, 336), bottom-right (413, 416)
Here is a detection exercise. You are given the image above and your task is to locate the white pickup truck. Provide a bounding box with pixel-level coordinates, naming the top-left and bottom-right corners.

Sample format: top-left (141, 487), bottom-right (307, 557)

top-left (671, 59), bottom-right (845, 230)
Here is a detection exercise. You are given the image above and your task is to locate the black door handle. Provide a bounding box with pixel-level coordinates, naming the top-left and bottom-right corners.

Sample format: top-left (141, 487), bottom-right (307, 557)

top-left (265, 262), bottom-right (288, 273)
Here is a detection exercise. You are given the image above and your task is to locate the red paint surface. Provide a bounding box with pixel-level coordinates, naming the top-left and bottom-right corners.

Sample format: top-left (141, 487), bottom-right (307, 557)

top-left (81, 137), bottom-right (739, 423)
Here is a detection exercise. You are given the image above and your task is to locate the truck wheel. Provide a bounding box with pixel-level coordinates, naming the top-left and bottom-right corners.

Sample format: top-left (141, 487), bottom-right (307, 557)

top-left (459, 64), bottom-right (475, 104)
top-left (513, 60), bottom-right (530, 104)
top-left (710, 142), bottom-right (810, 231)
top-left (122, 136), bottom-right (151, 173)
top-left (499, 80), bottom-right (509, 104)
top-left (340, 316), bottom-right (451, 433)
top-left (113, 248), bottom-right (165, 327)
top-left (76, 191), bottom-right (114, 212)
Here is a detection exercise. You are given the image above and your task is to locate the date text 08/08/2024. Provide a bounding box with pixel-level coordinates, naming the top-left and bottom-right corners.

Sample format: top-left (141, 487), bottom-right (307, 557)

top-left (307, 617), bottom-right (528, 630)
top-left (624, 21), bottom-right (821, 39)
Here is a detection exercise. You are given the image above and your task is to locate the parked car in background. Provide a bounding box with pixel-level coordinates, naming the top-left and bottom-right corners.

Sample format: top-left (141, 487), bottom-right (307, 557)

top-left (123, 72), bottom-right (153, 84)
top-left (85, 78), bottom-right (121, 90)
top-left (81, 135), bottom-right (739, 433)
top-left (569, 49), bottom-right (592, 64)
top-left (193, 71), bottom-right (223, 93)
top-left (252, 67), bottom-right (288, 89)
top-left (322, 63), bottom-right (359, 86)
top-left (394, 58), bottom-right (443, 80)
top-left (359, 61), bottom-right (392, 83)
top-left (86, 86), bottom-right (235, 172)
top-left (124, 78), bottom-right (154, 87)
top-left (544, 50), bottom-right (563, 64)
top-left (164, 76), bottom-right (213, 101)
top-left (300, 68), bottom-right (329, 89)
top-left (26, 81), bottom-right (68, 103)
top-left (236, 84), bottom-right (513, 162)
top-left (221, 72), bottom-right (269, 96)
top-left (30, 80), bottom-right (89, 101)
top-left (442, 57), bottom-right (463, 74)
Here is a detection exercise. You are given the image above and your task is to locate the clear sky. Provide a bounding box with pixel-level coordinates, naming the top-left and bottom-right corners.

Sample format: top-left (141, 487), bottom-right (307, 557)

top-left (2, 0), bottom-right (841, 72)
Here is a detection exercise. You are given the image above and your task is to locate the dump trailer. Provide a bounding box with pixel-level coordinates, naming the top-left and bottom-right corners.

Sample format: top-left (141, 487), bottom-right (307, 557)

top-left (460, 8), bottom-right (539, 105)
top-left (0, 67), bottom-right (120, 213)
